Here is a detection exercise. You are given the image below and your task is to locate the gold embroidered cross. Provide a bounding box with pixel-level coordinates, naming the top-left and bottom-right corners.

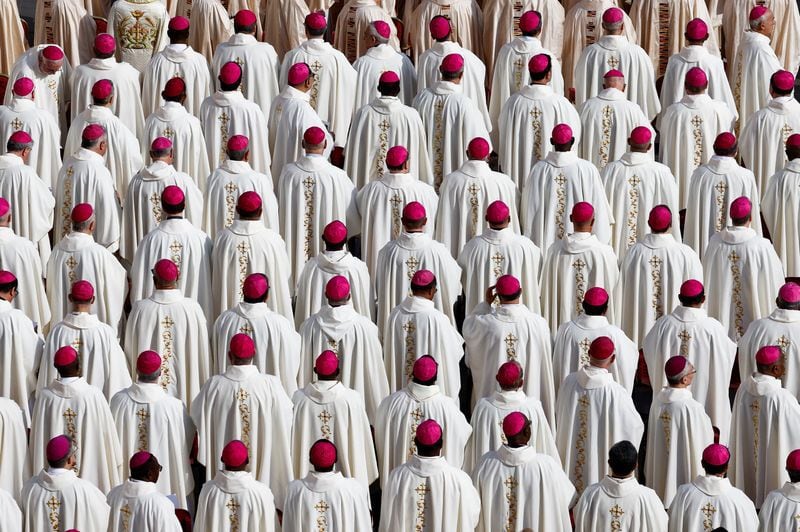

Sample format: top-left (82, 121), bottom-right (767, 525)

top-left (414, 483), bottom-right (430, 497)
top-left (701, 502), bottom-right (716, 519)
top-left (579, 337), bottom-right (592, 367)
top-left (403, 321), bottom-right (416, 334)
top-left (405, 256), bottom-right (420, 281)
top-left (239, 323), bottom-right (254, 336)
top-left (503, 476), bottom-right (518, 490)
top-left (467, 182), bottom-right (481, 236)
top-left (136, 408), bottom-right (149, 423)
top-left (783, 123), bottom-right (794, 143)
top-left (120, 503), bottom-right (132, 520)
top-left (410, 407), bottom-right (424, 421)
top-left (224, 181), bottom-right (238, 195)
top-left (314, 500), bottom-right (330, 513)
top-left (10, 118), bottom-right (22, 130)
top-left (491, 251), bottom-right (505, 279)
top-left (169, 240), bottom-right (183, 257)
top-left (63, 407), bottom-right (77, 424)
top-left (378, 119), bottom-right (391, 133)
top-left (691, 115), bottom-right (704, 129)
top-left (627, 174), bottom-right (641, 188)
top-left (66, 166), bottom-right (74, 178)
top-left (678, 329), bottom-right (692, 356)
top-left (504, 333), bottom-right (518, 360)
top-left (318, 410), bottom-right (332, 424)
top-left (777, 335), bottom-right (791, 353)
top-left (161, 315), bottom-right (175, 329)
top-left (47, 495), bottom-right (61, 529)
top-left (226, 498), bottom-right (240, 512)
top-left (513, 57), bottom-right (525, 89)
top-left (390, 193), bottom-right (403, 238)
top-left (46, 496), bottom-right (60, 512)
top-left (609, 504), bottom-right (624, 518)
top-left (162, 126), bottom-right (175, 139)
top-left (237, 241), bottom-right (250, 255)
top-left (607, 55), bottom-right (620, 69)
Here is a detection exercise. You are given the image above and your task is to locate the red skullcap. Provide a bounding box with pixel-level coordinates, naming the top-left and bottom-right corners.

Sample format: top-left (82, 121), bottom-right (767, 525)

top-left (70, 280), bottom-right (94, 301)
top-left (153, 259), bottom-right (179, 282)
top-left (161, 185), bottom-right (185, 207)
top-left (496, 361), bottom-right (523, 387)
top-left (629, 126), bottom-right (652, 145)
top-left (130, 451), bottom-right (153, 470)
top-left (713, 132), bottom-right (737, 152)
top-left (750, 5), bottom-right (769, 21)
top-left (41, 45), bottom-right (64, 61)
top-left (648, 205), bottom-right (672, 231)
top-left (230, 333), bottom-right (256, 359)
top-left (0, 271), bottom-right (16, 284)
top-left (8, 131), bottom-right (32, 144)
top-left (136, 351), bottom-right (162, 374)
top-left (54, 345), bottom-right (78, 367)
top-left (411, 269), bottom-right (435, 287)
top-left (787, 134), bottom-right (800, 150)
top-left (379, 71), bottom-right (400, 84)
top-left (309, 440), bottom-right (337, 468)
top-left (237, 191), bottom-right (262, 213)
top-left (685, 66), bottom-right (708, 89)
top-left (219, 62), bottom-right (242, 85)
top-left (12, 77), bottom-right (34, 97)
top-left (756, 345), bottom-right (782, 365)
top-left (772, 70), bottom-right (795, 92)
top-left (288, 63), bottom-right (311, 85)
top-left (46, 435), bottom-right (72, 462)
top-left (234, 9), bottom-right (257, 26)
top-left (151, 137), bottom-right (172, 151)
top-left (702, 443), bottom-right (730, 466)
top-left (528, 53), bottom-right (550, 74)
top-left (412, 355), bottom-right (438, 381)
top-left (242, 273), bottom-right (269, 299)
top-left (787, 450), bottom-right (800, 471)
top-left (519, 10), bottom-right (541, 33)
top-left (486, 201), bottom-right (510, 224)
top-left (221, 440), bottom-right (249, 467)
top-left (664, 355), bottom-right (690, 379)
top-left (679, 279), bottom-right (704, 298)
top-left (82, 124), bottom-right (105, 142)
top-left (0, 198), bottom-right (9, 218)
top-left (589, 336), bottom-right (615, 360)
top-left (315, 350), bottom-right (339, 376)
top-left (602, 7), bottom-right (624, 24)
top-left (729, 196), bottom-right (752, 219)
top-left (467, 137), bottom-right (490, 159)
top-left (551, 123), bottom-right (573, 144)
top-left (416, 419), bottom-right (443, 445)
top-left (584, 286), bottom-right (609, 306)
top-left (386, 145), bottom-right (409, 167)
top-left (227, 134), bottom-right (249, 152)
top-left (440, 53), bottom-right (464, 74)
top-left (502, 411), bottom-right (529, 438)
top-left (779, 282), bottom-right (800, 304)
top-left (325, 275), bottom-right (350, 300)
top-left (496, 274), bottom-right (521, 297)
top-left (571, 201), bottom-right (594, 223)
top-left (303, 126), bottom-right (326, 145)
top-left (91, 79), bottom-right (113, 100)
top-left (322, 220), bottom-right (347, 244)
top-left (168, 16), bottom-right (190, 31)
top-left (429, 16), bottom-right (451, 39)
top-left (163, 77), bottom-right (186, 97)
top-left (685, 18), bottom-right (709, 40)
top-left (372, 20), bottom-right (391, 38)
top-left (305, 11), bottom-right (327, 30)
top-left (402, 201), bottom-right (426, 221)
top-left (604, 69), bottom-right (624, 79)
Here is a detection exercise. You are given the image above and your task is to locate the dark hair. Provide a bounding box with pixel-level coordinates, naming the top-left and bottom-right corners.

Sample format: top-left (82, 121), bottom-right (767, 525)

top-left (702, 460), bottom-right (728, 475)
top-left (441, 71), bottom-right (462, 82)
top-left (410, 278), bottom-right (437, 293)
top-left (92, 94), bottom-right (113, 106)
top-left (162, 90), bottom-right (184, 103)
top-left (235, 21), bottom-right (257, 34)
top-left (378, 80), bottom-right (401, 97)
top-left (167, 27), bottom-right (190, 42)
top-left (731, 213), bottom-right (751, 226)
top-left (498, 289), bottom-right (522, 303)
top-left (678, 292), bottom-right (704, 307)
top-left (161, 200), bottom-right (185, 215)
top-left (608, 440), bottom-right (638, 476)
top-left (81, 136), bottom-right (104, 150)
top-left (771, 80), bottom-right (794, 96)
top-left (306, 25), bottom-right (326, 37)
top-left (6, 139), bottom-right (32, 152)
top-left (94, 48), bottom-right (115, 60)
top-left (227, 148), bottom-right (248, 161)
top-left (0, 278), bottom-right (18, 293)
top-left (789, 470), bottom-right (800, 482)
top-left (778, 297), bottom-right (800, 311)
top-left (714, 145), bottom-right (737, 157)
top-left (582, 301), bottom-right (608, 316)
top-left (220, 78), bottom-right (242, 92)
top-left (150, 147), bottom-right (171, 159)
top-left (48, 454), bottom-right (70, 469)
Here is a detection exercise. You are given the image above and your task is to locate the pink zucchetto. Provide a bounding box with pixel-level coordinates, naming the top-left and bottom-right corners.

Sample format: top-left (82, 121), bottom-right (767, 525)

top-left (222, 440), bottom-right (249, 467)
top-left (772, 70), bottom-right (795, 92)
top-left (680, 279), bottom-right (704, 298)
top-left (310, 440), bottom-right (337, 468)
top-left (702, 443), bottom-right (730, 466)
top-left (787, 450), bottom-right (800, 471)
top-left (502, 412), bottom-right (529, 438)
top-left (402, 201), bottom-right (426, 221)
top-left (528, 53), bottom-right (550, 74)
top-left (322, 220), bottom-right (347, 244)
top-left (685, 18), bottom-right (709, 40)
top-left (787, 134), bottom-right (800, 150)
top-left (713, 132), bottom-right (737, 152)
top-left (779, 282), bottom-right (800, 304)
top-left (629, 126), bottom-right (652, 145)
top-left (234, 9), bottom-right (257, 26)
top-left (151, 137), bottom-right (172, 151)
top-left (571, 201), bottom-right (594, 223)
top-left (664, 355), bottom-right (690, 379)
top-left (551, 123), bottom-right (573, 144)
top-left (54, 345), bottom-right (78, 367)
top-left (379, 71), bottom-right (400, 84)
top-left (305, 11), bottom-right (327, 30)
top-left (70, 280), bottom-right (94, 301)
top-left (219, 62), bottom-right (242, 84)
top-left (0, 271), bottom-right (16, 285)
top-left (467, 137), bottom-right (490, 159)
top-left (91, 79), bottom-right (113, 100)
top-left (496, 274), bottom-right (521, 297)
top-left (130, 451), bottom-right (153, 470)
top-left (602, 7), bottom-right (624, 24)
top-left (486, 201), bottom-right (510, 224)
top-left (42, 45), bottom-right (64, 61)
top-left (9, 131), bottom-right (32, 144)
top-left (82, 124), bottom-right (105, 142)
top-left (386, 145), bottom-right (409, 167)
top-left (756, 345), bottom-right (782, 365)
top-left (227, 135), bottom-right (249, 152)
top-left (604, 69), bottom-right (624, 79)
top-left (413, 355), bottom-right (438, 381)
top-left (589, 336), bottom-right (615, 360)
top-left (237, 191), bottom-right (262, 213)
top-left (161, 185), bottom-right (185, 207)
top-left (288, 62), bottom-right (311, 85)
top-left (242, 273), bottom-right (269, 299)
top-left (519, 10), bottom-right (541, 33)
top-left (136, 351), bottom-right (162, 374)
top-left (440, 53), bottom-right (464, 74)
top-left (411, 269), bottom-right (435, 287)
top-left (415, 419), bottom-right (442, 445)
top-left (325, 275), bottom-right (350, 301)
top-left (584, 286), bottom-right (609, 306)
top-left (229, 333), bottom-right (256, 359)
top-left (315, 350), bottom-right (339, 376)
top-left (163, 77), bottom-right (185, 97)
top-left (750, 5), bottom-right (769, 21)
top-left (729, 196), bottom-right (752, 220)
top-left (685, 66), bottom-right (708, 89)
top-left (12, 77), bottom-right (34, 96)
top-left (71, 203), bottom-right (93, 223)
top-left (496, 361), bottom-right (522, 387)
top-left (0, 198), bottom-right (9, 218)
top-left (153, 259), bottom-right (179, 282)
top-left (372, 20), bottom-right (391, 39)
top-left (303, 126), bottom-right (326, 145)
top-left (648, 205), bottom-right (672, 231)
top-left (429, 16), bottom-right (451, 39)
top-left (46, 435), bottom-right (72, 462)
top-left (168, 16), bottom-right (190, 31)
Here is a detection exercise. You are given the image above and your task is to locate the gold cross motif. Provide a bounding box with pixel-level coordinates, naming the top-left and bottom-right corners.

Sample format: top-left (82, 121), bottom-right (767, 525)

top-left (678, 329), bottom-right (692, 356)
top-left (162, 126), bottom-right (175, 139)
top-left (701, 501), bottom-right (716, 530)
top-left (66, 166), bottom-right (74, 178)
top-left (63, 407), bottom-right (77, 424)
top-left (607, 55), bottom-right (620, 69)
top-left (777, 335), bottom-right (791, 353)
top-left (554, 173), bottom-right (567, 238)
top-left (390, 193), bottom-right (403, 238)
top-left (309, 60), bottom-right (322, 109)
top-left (405, 256), bottom-right (420, 281)
top-left (10, 118), bottom-right (22, 130)
top-left (579, 337), bottom-right (592, 367)
top-left (530, 107), bottom-right (543, 160)
top-left (649, 255), bottom-right (664, 319)
top-left (150, 192), bottom-right (163, 223)
top-left (609, 504), bottom-right (624, 518)
top-left (504, 333), bottom-right (518, 360)
top-left (314, 500), bottom-right (330, 513)
top-left (219, 112), bottom-right (230, 161)
top-left (691, 115), bottom-right (704, 129)
top-left (728, 250), bottom-right (745, 339)
top-left (120, 503), bottom-right (132, 531)
top-left (227, 497), bottom-right (241, 532)
top-left (224, 181), bottom-right (239, 227)
top-left (573, 258), bottom-right (587, 313)
top-left (169, 240), bottom-right (183, 268)
top-left (626, 174), bottom-right (642, 247)
top-left (491, 251), bottom-right (505, 279)
top-left (65, 255), bottom-right (78, 284)
top-left (503, 476), bottom-right (518, 490)
top-left (376, 119), bottom-right (391, 174)
top-left (303, 176), bottom-right (316, 261)
top-left (239, 323), bottom-right (254, 336)
top-left (403, 320), bottom-right (417, 379)
top-left (513, 57), bottom-right (525, 90)
top-left (161, 316), bottom-right (174, 329)
top-left (410, 407), bottom-right (424, 422)
top-left (659, 410), bottom-right (672, 449)
top-left (135, 407), bottom-right (149, 451)
top-left (318, 409), bottom-right (332, 424)
top-left (237, 387), bottom-right (252, 448)
top-left (467, 182), bottom-right (481, 238)
top-left (414, 483), bottom-right (430, 497)
top-left (47, 495), bottom-right (60, 530)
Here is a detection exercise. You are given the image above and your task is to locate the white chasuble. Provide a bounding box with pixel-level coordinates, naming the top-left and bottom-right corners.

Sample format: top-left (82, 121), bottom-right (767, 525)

top-left (0, 397), bottom-right (29, 497)
top-left (345, 96), bottom-right (434, 189)
top-left (731, 31), bottom-right (783, 134)
top-left (29, 378), bottom-right (123, 494)
top-left (573, 35), bottom-right (661, 121)
top-left (378, 455), bottom-right (481, 532)
top-left (259, 0), bottom-right (308, 59)
top-left (291, 381), bottom-right (378, 488)
top-left (683, 156), bottom-right (761, 259)
top-left (0, 488), bottom-right (21, 530)
top-left (552, 314), bottom-right (638, 395)
top-left (298, 304), bottom-right (390, 422)
top-left (472, 445), bottom-right (575, 532)
top-left (0, 97), bottom-right (62, 189)
top-left (0, 0), bottom-right (26, 75)
top-left (540, 232), bottom-right (619, 335)
top-left (374, 382), bottom-right (472, 489)
top-left (729, 372), bottom-right (800, 508)
top-left (32, 0), bottom-right (94, 67)
top-left (643, 305), bottom-right (737, 442)
top-left (668, 475), bottom-right (758, 532)
top-left (107, 481), bottom-right (182, 531)
top-left (739, 308), bottom-right (800, 398)
top-left (107, 0), bottom-right (168, 72)
top-left (19, 469), bottom-right (110, 532)
top-left (0, 299), bottom-right (43, 428)
top-left (353, 44), bottom-right (417, 109)
top-left (375, 231), bottom-right (461, 337)
top-left (464, 390), bottom-right (558, 473)
top-left (644, 387), bottom-right (714, 507)
top-left (521, 151), bottom-right (611, 252)
top-left (0, 227), bottom-right (51, 329)
top-left (333, 0), bottom-right (399, 63)
top-left (38, 312), bottom-right (131, 399)
top-left (575, 476), bottom-right (668, 531)
top-left (143, 102), bottom-right (211, 190)
top-left (109, 382), bottom-right (195, 510)
top-left (124, 289), bottom-right (211, 406)
top-left (213, 302), bottom-right (301, 393)
top-left (121, 162), bottom-right (203, 262)
top-left (211, 34), bottom-right (280, 117)
top-left (759, 482), bottom-right (800, 532)
top-left (190, 365), bottom-right (293, 507)
top-left (618, 233), bottom-right (703, 348)
top-left (498, 85), bottom-right (581, 188)
top-left (408, 0), bottom-right (484, 64)
top-left (142, 44), bottom-right (212, 118)
top-left (282, 471), bottom-right (372, 532)
top-left (703, 226), bottom-right (784, 341)
top-left (383, 296), bottom-right (464, 399)
top-left (555, 366), bottom-right (644, 496)
top-left (195, 470), bottom-right (278, 532)
top-left (463, 302), bottom-right (556, 421)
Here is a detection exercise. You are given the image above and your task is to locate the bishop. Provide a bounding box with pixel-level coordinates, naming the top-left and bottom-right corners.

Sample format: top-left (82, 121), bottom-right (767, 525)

top-left (758, 450), bottom-right (800, 532)
top-left (353, 21), bottom-right (417, 108)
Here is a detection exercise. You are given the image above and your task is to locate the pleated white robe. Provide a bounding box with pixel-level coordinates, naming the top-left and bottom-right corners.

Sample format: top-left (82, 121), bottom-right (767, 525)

top-left (211, 34), bottom-right (280, 117)
top-left (0, 227), bottom-right (51, 330)
top-left (408, 0), bottom-right (484, 64)
top-left (333, 0), bottom-right (399, 63)
top-left (259, 0), bottom-right (308, 59)
top-left (353, 44), bottom-right (417, 109)
top-left (106, 480), bottom-right (182, 531)
top-left (32, 0), bottom-right (95, 67)
top-left (0, 488), bottom-right (21, 530)
top-left (282, 471), bottom-right (372, 532)
top-left (575, 476), bottom-right (668, 531)
top-left (758, 482), bottom-right (800, 532)
top-left (730, 31), bottom-right (783, 134)
top-left (0, 397), bottom-right (29, 497)
top-left (0, 299), bottom-right (43, 428)
top-left (0, 97), bottom-right (62, 190)
top-left (142, 44), bottom-right (211, 119)
top-left (739, 308), bottom-right (800, 399)
top-left (19, 469), bottom-right (110, 532)
top-left (0, 0), bottom-right (26, 76)
top-left (195, 470), bottom-right (278, 532)
top-left (668, 474), bottom-right (758, 532)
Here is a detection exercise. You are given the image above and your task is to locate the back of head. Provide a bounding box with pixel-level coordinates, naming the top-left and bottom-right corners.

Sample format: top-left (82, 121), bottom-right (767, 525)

top-left (608, 440), bottom-right (637, 476)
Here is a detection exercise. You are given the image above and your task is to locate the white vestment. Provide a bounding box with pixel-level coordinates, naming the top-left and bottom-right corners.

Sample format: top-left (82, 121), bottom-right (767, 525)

top-left (731, 31), bottom-right (783, 133)
top-left (0, 97), bottom-right (62, 189)
top-left (353, 44), bottom-right (417, 109)
top-left (29, 377), bottom-right (123, 493)
top-left (124, 288), bottom-right (211, 406)
top-left (142, 44), bottom-right (211, 118)
top-left (555, 366), bottom-right (645, 496)
top-left (204, 163), bottom-right (277, 242)
top-left (0, 299), bottom-right (42, 428)
top-left (0, 0), bottom-right (26, 75)
top-left (668, 474), bottom-right (759, 532)
top-left (211, 33), bottom-right (280, 117)
top-left (19, 469), bottom-right (110, 532)
top-left (0, 397), bottom-right (29, 497)
top-left (759, 482), bottom-right (800, 532)
top-left (184, 0), bottom-right (233, 60)
top-left (739, 308), bottom-right (800, 399)
top-left (107, 0), bottom-right (169, 72)
top-left (334, 0), bottom-right (399, 63)
top-left (408, 0), bottom-right (483, 63)
top-left (33, 0), bottom-right (94, 67)
top-left (575, 476), bottom-right (668, 531)
top-left (282, 471), bottom-right (372, 532)
top-left (0, 227), bottom-right (50, 329)
top-left (106, 480), bottom-right (182, 531)
top-left (259, 0), bottom-right (308, 59)
top-left (190, 364), bottom-right (293, 507)
top-left (0, 488), bottom-right (21, 530)
top-left (195, 470), bottom-right (278, 532)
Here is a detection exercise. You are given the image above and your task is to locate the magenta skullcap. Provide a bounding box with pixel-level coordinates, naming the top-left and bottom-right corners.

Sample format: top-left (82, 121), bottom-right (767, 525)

top-left (685, 18), bottom-right (709, 40)
top-left (237, 191), bottom-right (262, 213)
top-left (756, 345), bottom-right (782, 365)
top-left (772, 70), bottom-right (795, 92)
top-left (309, 440), bottom-right (337, 468)
top-left (70, 280), bottom-right (94, 301)
top-left (411, 269), bottom-right (435, 287)
top-left (325, 275), bottom-right (350, 300)
top-left (502, 411), bottom-right (530, 438)
top-left (303, 126), bottom-right (326, 145)
top-left (221, 440), bottom-right (249, 467)
top-left (680, 279), bottom-right (704, 298)
top-left (136, 351), bottom-right (162, 374)
top-left (467, 137), bottom-right (490, 159)
top-left (54, 345), bottom-right (78, 367)
top-left (584, 286), bottom-right (609, 306)
top-left (729, 196), bottom-right (752, 219)
top-left (496, 360), bottom-right (523, 387)
top-left (219, 62), bottom-right (243, 85)
top-left (702, 443), bottom-right (730, 466)
top-left (227, 134), bottom-right (249, 152)
top-left (589, 336), bottom-right (615, 360)
top-left (787, 134), bottom-right (800, 150)
top-left (440, 53), bottom-right (464, 74)
top-left (287, 62), bottom-right (311, 85)
top-left (91, 79), bottom-right (113, 100)
top-left (519, 10), bottom-right (541, 33)
top-left (153, 258), bottom-right (179, 282)
top-left (629, 126), bottom-right (652, 145)
top-left (787, 450), bottom-right (800, 471)
top-left (713, 131), bottom-right (737, 152)
top-left (779, 282), bottom-right (800, 304)
top-left (386, 145), bottom-right (409, 167)
top-left (571, 201), bottom-right (594, 223)
top-left (229, 333), bottom-right (256, 359)
top-left (402, 201), bottom-right (426, 222)
top-left (750, 5), bottom-right (769, 20)
top-left (46, 435), bottom-right (72, 462)
top-left (486, 200), bottom-right (510, 224)
top-left (82, 124), bottom-right (105, 142)
top-left (664, 355), bottom-right (690, 379)
top-left (528, 53), bottom-right (550, 74)
top-left (429, 16), bottom-right (451, 39)
top-left (243, 273), bottom-right (269, 299)
top-left (0, 270), bottom-right (16, 284)
top-left (372, 20), bottom-right (391, 38)
top-left (413, 355), bottom-right (438, 381)
top-left (305, 11), bottom-right (327, 30)
top-left (161, 185), bottom-right (185, 207)
top-left (648, 205), bottom-right (672, 231)
top-left (41, 45), bottom-right (64, 61)
top-left (415, 419), bottom-right (442, 445)
top-left (151, 137), bottom-right (172, 151)
top-left (602, 6), bottom-right (624, 23)
top-left (130, 451), bottom-right (153, 470)
top-left (234, 9), bottom-right (257, 26)
top-left (551, 123), bottom-right (573, 144)
top-left (315, 350), bottom-right (339, 376)
top-left (168, 15), bottom-right (189, 31)
top-left (0, 198), bottom-right (9, 218)
top-left (685, 66), bottom-right (708, 89)
top-left (496, 274), bottom-right (521, 297)
top-left (163, 77), bottom-right (186, 97)
top-left (379, 71), bottom-right (400, 84)
top-left (604, 69), bottom-right (624, 79)
top-left (9, 131), bottom-right (32, 145)
top-left (12, 76), bottom-right (34, 96)
top-left (322, 220), bottom-right (347, 244)
top-left (70, 203), bottom-right (93, 223)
